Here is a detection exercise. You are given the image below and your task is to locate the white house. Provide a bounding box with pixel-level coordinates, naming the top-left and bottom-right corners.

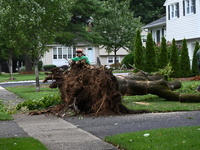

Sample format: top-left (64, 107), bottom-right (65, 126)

top-left (143, 0), bottom-right (200, 62)
top-left (142, 16), bottom-right (166, 44)
top-left (41, 42), bottom-right (128, 67)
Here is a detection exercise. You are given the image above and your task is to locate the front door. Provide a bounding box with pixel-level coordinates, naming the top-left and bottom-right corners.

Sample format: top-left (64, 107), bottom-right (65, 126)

top-left (86, 47), bottom-right (94, 63)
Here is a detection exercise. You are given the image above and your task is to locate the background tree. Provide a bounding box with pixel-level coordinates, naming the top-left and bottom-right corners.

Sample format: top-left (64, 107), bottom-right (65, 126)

top-left (54, 0), bottom-right (104, 46)
top-left (93, 0), bottom-right (142, 68)
top-left (144, 32), bottom-right (157, 72)
top-left (158, 36), bottom-right (168, 69)
top-left (191, 41), bottom-right (199, 76)
top-left (0, 0), bottom-right (75, 91)
top-left (170, 39), bottom-right (180, 77)
top-left (0, 1), bottom-right (22, 79)
top-left (133, 29), bottom-right (144, 70)
top-left (180, 39), bottom-right (191, 77)
top-left (130, 0), bottom-right (166, 24)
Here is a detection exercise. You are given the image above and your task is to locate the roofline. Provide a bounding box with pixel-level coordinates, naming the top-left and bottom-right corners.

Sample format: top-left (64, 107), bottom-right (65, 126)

top-left (142, 22), bottom-right (166, 29)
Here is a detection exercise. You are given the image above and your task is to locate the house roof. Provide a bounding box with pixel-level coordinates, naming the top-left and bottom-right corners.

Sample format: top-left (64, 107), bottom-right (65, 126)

top-left (142, 16), bottom-right (166, 29)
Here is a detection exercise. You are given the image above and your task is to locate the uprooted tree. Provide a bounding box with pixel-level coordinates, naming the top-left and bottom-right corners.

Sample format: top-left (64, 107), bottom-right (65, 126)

top-left (41, 59), bottom-right (200, 116)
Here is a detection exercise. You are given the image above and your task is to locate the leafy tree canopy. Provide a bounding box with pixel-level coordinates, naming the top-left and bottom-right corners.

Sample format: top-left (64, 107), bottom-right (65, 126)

top-left (130, 0), bottom-right (165, 24)
top-left (93, 0), bottom-right (142, 52)
top-left (54, 0), bottom-right (104, 46)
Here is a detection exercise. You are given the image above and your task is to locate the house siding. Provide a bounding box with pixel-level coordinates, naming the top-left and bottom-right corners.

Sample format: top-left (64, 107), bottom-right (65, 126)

top-left (99, 47), bottom-right (128, 56)
top-left (42, 48), bottom-right (53, 66)
top-left (41, 45), bottom-right (128, 67)
top-left (166, 0), bottom-right (200, 41)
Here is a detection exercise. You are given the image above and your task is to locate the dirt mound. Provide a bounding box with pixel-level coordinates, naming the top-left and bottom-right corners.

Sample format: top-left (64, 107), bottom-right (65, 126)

top-left (41, 60), bottom-right (147, 117)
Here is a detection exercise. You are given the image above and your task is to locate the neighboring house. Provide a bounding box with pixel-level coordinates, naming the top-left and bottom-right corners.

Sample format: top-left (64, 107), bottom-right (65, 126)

top-left (41, 42), bottom-right (128, 67)
top-left (142, 16), bottom-right (166, 44)
top-left (143, 0), bottom-right (200, 63)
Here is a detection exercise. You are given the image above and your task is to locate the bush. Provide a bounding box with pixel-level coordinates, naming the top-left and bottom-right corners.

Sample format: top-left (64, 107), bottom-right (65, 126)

top-left (158, 63), bottom-right (173, 81)
top-left (16, 94), bottom-right (61, 110)
top-left (37, 61), bottom-right (43, 71)
top-left (121, 53), bottom-right (134, 69)
top-left (43, 64), bottom-right (56, 71)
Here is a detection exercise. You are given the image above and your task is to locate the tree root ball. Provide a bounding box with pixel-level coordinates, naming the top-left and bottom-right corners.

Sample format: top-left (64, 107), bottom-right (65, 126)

top-left (43, 60), bottom-right (147, 116)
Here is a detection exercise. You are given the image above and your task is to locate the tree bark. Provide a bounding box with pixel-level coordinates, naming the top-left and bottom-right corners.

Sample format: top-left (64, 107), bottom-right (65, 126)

top-left (8, 51), bottom-right (13, 80)
top-left (34, 64), bottom-right (40, 92)
top-left (24, 54), bottom-right (32, 71)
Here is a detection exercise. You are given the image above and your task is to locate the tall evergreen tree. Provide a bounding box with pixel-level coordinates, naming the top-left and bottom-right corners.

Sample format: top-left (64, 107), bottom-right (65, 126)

top-left (192, 41), bottom-right (200, 76)
top-left (180, 39), bottom-right (191, 77)
top-left (144, 32), bottom-right (157, 72)
top-left (158, 36), bottom-right (168, 69)
top-left (169, 39), bottom-right (180, 77)
top-left (133, 29), bottom-right (144, 70)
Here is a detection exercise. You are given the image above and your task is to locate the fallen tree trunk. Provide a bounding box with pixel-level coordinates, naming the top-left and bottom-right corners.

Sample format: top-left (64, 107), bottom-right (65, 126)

top-left (43, 60), bottom-right (149, 116)
top-left (41, 60), bottom-right (200, 116)
top-left (116, 74), bottom-right (180, 101)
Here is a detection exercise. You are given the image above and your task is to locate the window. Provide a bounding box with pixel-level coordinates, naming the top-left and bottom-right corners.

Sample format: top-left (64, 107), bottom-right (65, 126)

top-left (156, 30), bottom-right (161, 44)
top-left (53, 48), bottom-right (57, 59)
top-left (53, 47), bottom-right (74, 59)
top-left (183, 0), bottom-right (196, 15)
top-left (191, 0), bottom-right (195, 13)
top-left (107, 56), bottom-right (120, 64)
top-left (169, 3), bottom-right (179, 19)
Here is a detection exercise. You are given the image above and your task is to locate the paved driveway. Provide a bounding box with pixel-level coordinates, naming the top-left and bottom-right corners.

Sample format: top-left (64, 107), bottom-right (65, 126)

top-left (65, 111), bottom-right (200, 139)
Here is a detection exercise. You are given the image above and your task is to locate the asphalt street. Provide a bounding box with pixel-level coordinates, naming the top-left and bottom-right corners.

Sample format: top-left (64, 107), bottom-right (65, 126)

top-left (64, 111), bottom-right (200, 139)
top-left (0, 80), bottom-right (52, 87)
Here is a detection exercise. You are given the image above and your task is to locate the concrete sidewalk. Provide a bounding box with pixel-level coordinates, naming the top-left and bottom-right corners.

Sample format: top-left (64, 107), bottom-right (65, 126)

top-left (0, 86), bottom-right (118, 150)
top-left (13, 114), bottom-right (117, 150)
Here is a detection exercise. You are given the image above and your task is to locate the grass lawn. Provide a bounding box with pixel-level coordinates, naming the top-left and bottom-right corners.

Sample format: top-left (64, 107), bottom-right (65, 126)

top-left (6, 85), bottom-right (58, 101)
top-left (0, 137), bottom-right (47, 150)
top-left (4, 81), bottom-right (200, 112)
top-left (0, 72), bottom-right (46, 83)
top-left (105, 126), bottom-right (200, 150)
top-left (0, 100), bottom-right (13, 120)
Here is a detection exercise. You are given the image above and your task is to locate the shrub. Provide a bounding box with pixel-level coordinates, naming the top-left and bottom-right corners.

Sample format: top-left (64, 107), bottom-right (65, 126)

top-left (158, 63), bottom-right (173, 81)
top-left (16, 94), bottom-right (61, 110)
top-left (169, 39), bottom-right (180, 77)
top-left (134, 29), bottom-right (143, 70)
top-left (191, 41), bottom-right (199, 76)
top-left (37, 61), bottom-right (43, 71)
top-left (121, 53), bottom-right (134, 69)
top-left (144, 32), bottom-right (157, 72)
top-left (158, 36), bottom-right (168, 69)
top-left (43, 64), bottom-right (56, 71)
top-left (180, 39), bottom-right (191, 77)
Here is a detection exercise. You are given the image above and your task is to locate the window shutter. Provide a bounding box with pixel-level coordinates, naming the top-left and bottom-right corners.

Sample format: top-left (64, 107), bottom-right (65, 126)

top-left (168, 5), bottom-right (170, 20)
top-left (183, 0), bottom-right (185, 16)
top-left (177, 3), bottom-right (180, 18)
top-left (193, 0), bottom-right (196, 14)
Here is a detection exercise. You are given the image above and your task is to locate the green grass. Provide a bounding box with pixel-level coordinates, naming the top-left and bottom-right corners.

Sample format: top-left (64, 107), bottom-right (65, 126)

top-left (0, 112), bottom-right (13, 120)
top-left (0, 72), bottom-right (46, 83)
top-left (112, 70), bottom-right (133, 73)
top-left (0, 137), bottom-right (47, 150)
top-left (6, 85), bottom-right (58, 100)
top-left (0, 100), bottom-right (13, 120)
top-left (4, 81), bottom-right (200, 112)
top-left (122, 94), bottom-right (200, 112)
top-left (105, 126), bottom-right (200, 150)
top-left (122, 80), bottom-right (200, 112)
